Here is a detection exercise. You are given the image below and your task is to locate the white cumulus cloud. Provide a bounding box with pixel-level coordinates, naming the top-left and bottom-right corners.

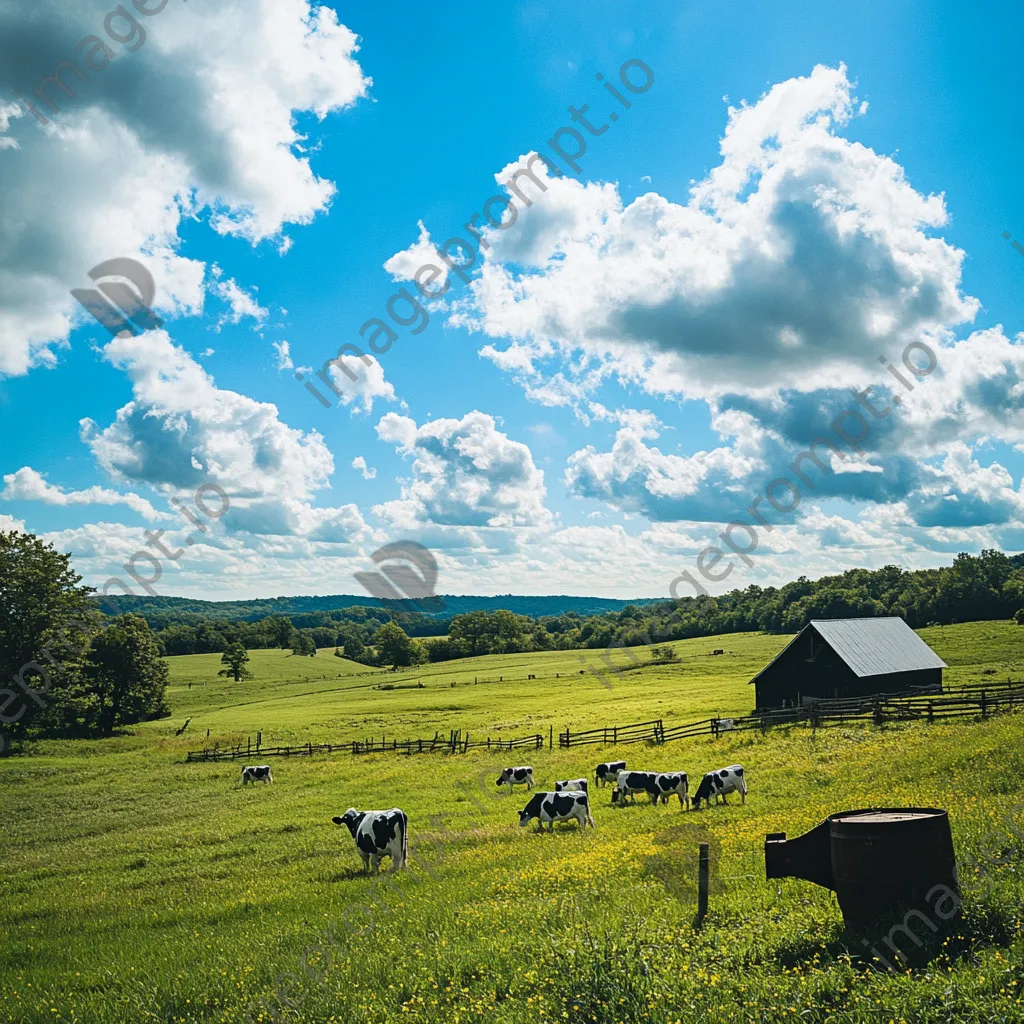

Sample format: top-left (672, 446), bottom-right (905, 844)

top-left (374, 410), bottom-right (551, 529)
top-left (0, 0), bottom-right (370, 377)
top-left (2, 466), bottom-right (168, 521)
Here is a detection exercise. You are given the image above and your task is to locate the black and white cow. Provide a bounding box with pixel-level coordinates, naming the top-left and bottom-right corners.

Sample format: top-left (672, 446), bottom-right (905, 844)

top-left (648, 771), bottom-right (689, 809)
top-left (555, 778), bottom-right (588, 793)
top-left (518, 790), bottom-right (594, 833)
top-left (241, 765), bottom-right (273, 785)
top-left (610, 770), bottom-right (659, 805)
top-left (595, 761), bottom-right (626, 787)
top-left (691, 765), bottom-right (747, 809)
top-left (496, 766), bottom-right (534, 794)
top-left (331, 808), bottom-right (408, 873)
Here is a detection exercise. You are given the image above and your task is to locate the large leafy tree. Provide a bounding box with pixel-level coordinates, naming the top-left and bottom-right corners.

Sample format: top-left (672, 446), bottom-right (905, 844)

top-left (0, 531), bottom-right (95, 745)
top-left (290, 631), bottom-right (316, 657)
top-left (82, 614), bottom-right (170, 735)
top-left (374, 621), bottom-right (413, 669)
top-left (218, 642), bottom-right (252, 682)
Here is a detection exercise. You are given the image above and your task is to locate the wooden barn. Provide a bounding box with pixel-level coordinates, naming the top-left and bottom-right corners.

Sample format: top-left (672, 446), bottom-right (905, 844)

top-left (750, 616), bottom-right (946, 710)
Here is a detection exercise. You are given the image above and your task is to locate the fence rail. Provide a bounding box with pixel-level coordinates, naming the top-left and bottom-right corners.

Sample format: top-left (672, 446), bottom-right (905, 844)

top-left (186, 729), bottom-right (545, 763)
top-left (558, 719), bottom-right (665, 748)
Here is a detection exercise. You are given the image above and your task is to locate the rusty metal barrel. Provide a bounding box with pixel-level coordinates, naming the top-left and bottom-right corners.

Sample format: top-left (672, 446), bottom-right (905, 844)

top-left (765, 808), bottom-right (958, 927)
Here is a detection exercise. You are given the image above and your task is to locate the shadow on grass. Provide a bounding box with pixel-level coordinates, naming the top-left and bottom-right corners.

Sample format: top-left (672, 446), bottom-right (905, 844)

top-left (326, 866), bottom-right (375, 882)
top-left (773, 897), bottom-right (1021, 973)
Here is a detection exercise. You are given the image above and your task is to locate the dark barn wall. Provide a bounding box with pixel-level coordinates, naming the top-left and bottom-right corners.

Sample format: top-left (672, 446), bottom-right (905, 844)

top-left (753, 629), bottom-right (943, 709)
top-left (754, 631), bottom-right (856, 709)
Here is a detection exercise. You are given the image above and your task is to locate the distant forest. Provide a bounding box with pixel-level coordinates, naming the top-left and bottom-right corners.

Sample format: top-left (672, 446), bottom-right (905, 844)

top-left (103, 550), bottom-right (1024, 665)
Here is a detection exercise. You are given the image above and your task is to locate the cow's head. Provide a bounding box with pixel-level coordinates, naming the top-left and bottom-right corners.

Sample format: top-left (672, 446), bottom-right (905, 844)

top-left (331, 808), bottom-right (361, 837)
top-left (692, 775), bottom-right (714, 809)
top-left (518, 792), bottom-right (544, 826)
top-left (496, 768), bottom-right (512, 786)
top-left (610, 786), bottom-right (623, 805)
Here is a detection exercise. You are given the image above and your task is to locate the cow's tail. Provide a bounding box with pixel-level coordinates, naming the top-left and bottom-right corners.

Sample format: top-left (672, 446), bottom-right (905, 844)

top-left (400, 810), bottom-right (409, 869)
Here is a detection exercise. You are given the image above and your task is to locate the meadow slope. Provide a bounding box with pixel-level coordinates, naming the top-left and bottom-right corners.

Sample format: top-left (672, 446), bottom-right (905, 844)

top-left (1, 621), bottom-right (1023, 1023)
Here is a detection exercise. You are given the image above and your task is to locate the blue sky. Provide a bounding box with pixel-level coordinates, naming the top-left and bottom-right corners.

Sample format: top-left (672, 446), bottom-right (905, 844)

top-left (2, 0), bottom-right (1023, 599)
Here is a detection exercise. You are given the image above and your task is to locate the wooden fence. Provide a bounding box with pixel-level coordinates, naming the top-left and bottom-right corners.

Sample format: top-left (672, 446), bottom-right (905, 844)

top-left (557, 680), bottom-right (1024, 750)
top-left (185, 729), bottom-right (545, 763)
top-left (558, 719), bottom-right (666, 748)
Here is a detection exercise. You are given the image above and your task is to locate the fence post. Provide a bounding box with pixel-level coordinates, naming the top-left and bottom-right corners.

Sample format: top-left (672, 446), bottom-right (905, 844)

top-left (697, 843), bottom-right (710, 926)
top-left (247, 736), bottom-right (251, 756)
top-left (981, 691), bottom-right (988, 719)
top-left (549, 725), bottom-right (553, 750)
top-left (928, 701), bottom-right (934, 724)
top-left (613, 726), bottom-right (617, 745)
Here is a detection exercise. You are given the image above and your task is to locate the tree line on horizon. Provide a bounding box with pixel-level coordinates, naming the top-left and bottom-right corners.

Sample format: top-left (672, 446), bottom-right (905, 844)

top-left (119, 548), bottom-right (1024, 667)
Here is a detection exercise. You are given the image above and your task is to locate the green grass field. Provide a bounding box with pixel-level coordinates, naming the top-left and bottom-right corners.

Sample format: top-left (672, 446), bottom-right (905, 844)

top-left (2, 621), bottom-right (1023, 1023)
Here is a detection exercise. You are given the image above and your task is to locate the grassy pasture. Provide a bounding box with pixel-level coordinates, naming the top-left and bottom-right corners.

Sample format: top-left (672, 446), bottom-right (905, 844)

top-left (164, 631), bottom-right (784, 747)
top-left (1, 621), bottom-right (1023, 1023)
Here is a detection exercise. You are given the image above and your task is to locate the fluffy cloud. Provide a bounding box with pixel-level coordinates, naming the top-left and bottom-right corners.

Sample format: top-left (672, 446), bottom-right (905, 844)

top-left (326, 356), bottom-right (398, 415)
top-left (209, 271), bottom-right (268, 330)
top-left (2, 466), bottom-right (168, 521)
top-left (352, 456), bottom-right (376, 480)
top-left (374, 410), bottom-right (551, 529)
top-left (80, 331), bottom-right (335, 501)
top-left (0, 0), bottom-right (369, 376)
top-left (0, 513), bottom-right (26, 534)
top-left (565, 391), bottom-right (1024, 532)
top-left (384, 220), bottom-right (448, 289)
top-left (451, 64), bottom-right (976, 403)
top-left (273, 339), bottom-right (294, 371)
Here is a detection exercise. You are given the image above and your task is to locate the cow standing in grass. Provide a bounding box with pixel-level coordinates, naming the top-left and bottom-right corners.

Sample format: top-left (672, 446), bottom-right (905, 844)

top-left (595, 761), bottom-right (626, 787)
top-left (611, 770), bottom-right (659, 805)
top-left (691, 765), bottom-right (747, 809)
top-left (649, 772), bottom-right (689, 809)
top-left (332, 808), bottom-right (408, 873)
top-left (496, 766), bottom-right (534, 794)
top-left (241, 765), bottom-right (273, 786)
top-left (555, 778), bottom-right (588, 793)
top-left (519, 791), bottom-right (594, 833)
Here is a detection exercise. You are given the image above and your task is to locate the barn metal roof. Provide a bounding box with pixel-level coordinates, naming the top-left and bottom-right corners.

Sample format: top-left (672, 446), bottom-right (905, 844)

top-left (809, 617), bottom-right (947, 678)
top-left (750, 616), bottom-right (946, 683)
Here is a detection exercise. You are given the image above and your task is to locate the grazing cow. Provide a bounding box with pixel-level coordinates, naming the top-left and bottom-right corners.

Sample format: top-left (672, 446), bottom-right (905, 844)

top-left (611, 770), bottom-right (659, 805)
top-left (241, 765), bottom-right (273, 786)
top-left (331, 808), bottom-right (408, 873)
top-left (518, 791), bottom-right (594, 833)
top-left (649, 771), bottom-right (689, 809)
top-left (595, 761), bottom-right (626, 787)
top-left (496, 766), bottom-right (534, 793)
top-left (691, 765), bottom-right (747, 809)
top-left (555, 778), bottom-right (588, 793)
